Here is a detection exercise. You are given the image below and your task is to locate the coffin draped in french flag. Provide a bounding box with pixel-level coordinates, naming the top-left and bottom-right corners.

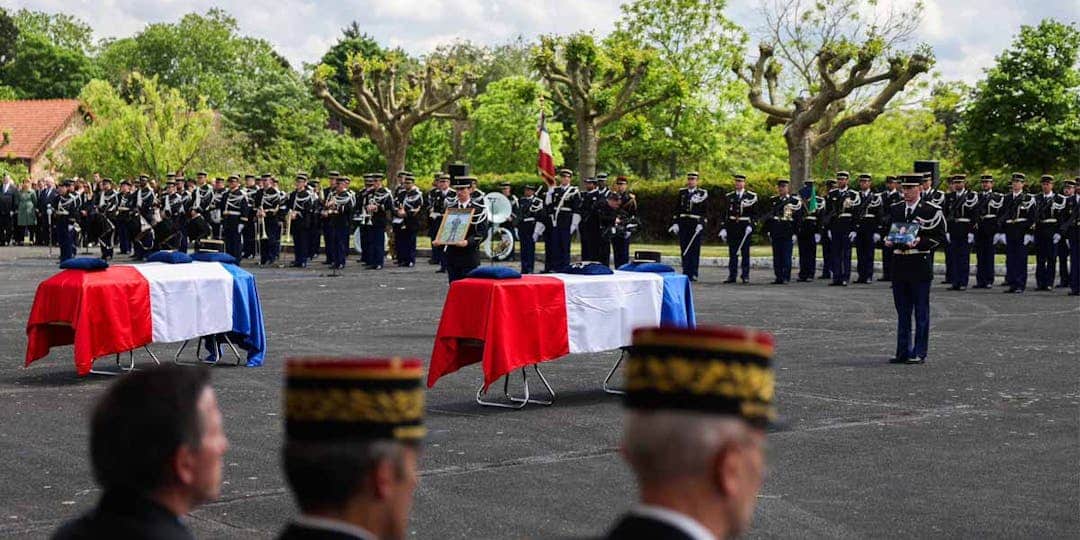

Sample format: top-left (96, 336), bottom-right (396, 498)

top-left (26, 262), bottom-right (266, 375)
top-left (428, 270), bottom-right (695, 389)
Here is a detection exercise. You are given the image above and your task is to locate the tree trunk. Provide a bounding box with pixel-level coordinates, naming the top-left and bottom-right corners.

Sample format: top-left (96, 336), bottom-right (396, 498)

top-left (786, 128), bottom-right (812, 192)
top-left (576, 119), bottom-right (598, 179)
top-left (384, 137), bottom-right (408, 188)
top-left (450, 118), bottom-right (468, 162)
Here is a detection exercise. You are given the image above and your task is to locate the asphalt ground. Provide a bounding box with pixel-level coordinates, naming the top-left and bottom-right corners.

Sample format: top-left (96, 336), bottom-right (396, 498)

top-left (0, 247), bottom-right (1077, 539)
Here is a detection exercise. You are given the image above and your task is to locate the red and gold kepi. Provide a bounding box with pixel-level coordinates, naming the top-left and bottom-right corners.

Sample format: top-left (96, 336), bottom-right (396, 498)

top-left (624, 326), bottom-right (776, 428)
top-left (284, 357), bottom-right (426, 443)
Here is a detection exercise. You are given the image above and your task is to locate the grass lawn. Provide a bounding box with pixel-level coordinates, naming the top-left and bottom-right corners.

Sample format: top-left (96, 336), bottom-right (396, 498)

top-left (281, 234), bottom-right (1009, 265)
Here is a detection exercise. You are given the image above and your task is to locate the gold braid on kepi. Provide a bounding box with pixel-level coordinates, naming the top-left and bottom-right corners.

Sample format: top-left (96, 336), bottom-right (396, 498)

top-left (284, 357), bottom-right (426, 443)
top-left (624, 326), bottom-right (776, 429)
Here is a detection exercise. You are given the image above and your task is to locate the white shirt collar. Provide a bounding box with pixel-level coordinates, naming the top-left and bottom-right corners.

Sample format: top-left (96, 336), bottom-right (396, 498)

top-left (631, 505), bottom-right (716, 540)
top-left (292, 515), bottom-right (377, 540)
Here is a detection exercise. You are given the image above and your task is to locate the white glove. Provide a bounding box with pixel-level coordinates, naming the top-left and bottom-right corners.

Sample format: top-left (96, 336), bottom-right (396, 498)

top-left (238, 224), bottom-right (244, 234)
top-left (873, 233), bottom-right (881, 243)
top-left (967, 233), bottom-right (974, 244)
top-left (848, 231), bottom-right (856, 242)
top-left (534, 222), bottom-right (545, 239)
top-left (623, 231), bottom-right (631, 239)
top-left (532, 230), bottom-right (542, 242)
top-left (695, 224), bottom-right (703, 234)
top-left (945, 233), bottom-right (951, 243)
top-left (791, 235), bottom-right (797, 243)
top-left (668, 224), bottom-right (679, 235)
top-left (827, 230), bottom-right (832, 241)
top-left (1023, 234), bottom-right (1033, 245)
top-left (745, 225), bottom-right (752, 235)
top-left (1053, 233), bottom-right (1061, 244)
top-left (719, 229), bottom-right (728, 242)
top-left (814, 233), bottom-right (821, 243)
top-left (570, 214), bottom-right (581, 235)
top-left (46, 208), bottom-right (53, 215)
top-left (994, 233), bottom-right (1005, 245)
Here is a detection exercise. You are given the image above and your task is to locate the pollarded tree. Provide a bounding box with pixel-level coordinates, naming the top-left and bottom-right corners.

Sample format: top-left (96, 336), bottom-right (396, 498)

top-left (735, 0), bottom-right (933, 189)
top-left (533, 32), bottom-right (684, 179)
top-left (312, 45), bottom-right (476, 183)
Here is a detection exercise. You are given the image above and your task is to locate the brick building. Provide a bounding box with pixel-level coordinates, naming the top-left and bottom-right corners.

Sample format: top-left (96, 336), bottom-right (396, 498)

top-left (0, 99), bottom-right (87, 178)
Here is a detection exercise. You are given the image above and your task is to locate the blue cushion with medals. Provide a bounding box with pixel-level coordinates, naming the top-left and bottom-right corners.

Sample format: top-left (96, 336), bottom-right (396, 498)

top-left (562, 262), bottom-right (614, 275)
top-left (146, 251), bottom-right (193, 264)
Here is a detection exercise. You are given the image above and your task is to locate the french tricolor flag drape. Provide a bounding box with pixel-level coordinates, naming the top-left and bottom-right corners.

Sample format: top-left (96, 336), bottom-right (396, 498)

top-left (26, 262), bottom-right (266, 375)
top-left (537, 102), bottom-right (556, 187)
top-left (427, 271), bottom-right (696, 390)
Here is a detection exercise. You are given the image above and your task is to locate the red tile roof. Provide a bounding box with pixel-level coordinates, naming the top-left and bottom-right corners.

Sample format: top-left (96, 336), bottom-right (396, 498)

top-left (0, 99), bottom-right (83, 160)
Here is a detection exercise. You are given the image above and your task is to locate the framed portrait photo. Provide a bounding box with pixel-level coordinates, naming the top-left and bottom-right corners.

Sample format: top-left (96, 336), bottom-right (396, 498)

top-left (435, 207), bottom-right (474, 244)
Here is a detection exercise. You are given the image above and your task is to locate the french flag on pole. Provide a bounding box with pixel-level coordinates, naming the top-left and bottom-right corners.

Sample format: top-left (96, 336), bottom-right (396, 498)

top-left (537, 101), bottom-right (556, 187)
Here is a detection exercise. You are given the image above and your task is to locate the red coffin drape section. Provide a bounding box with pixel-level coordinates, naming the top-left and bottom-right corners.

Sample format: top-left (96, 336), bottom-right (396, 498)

top-left (26, 267), bottom-right (153, 375)
top-left (428, 276), bottom-right (570, 390)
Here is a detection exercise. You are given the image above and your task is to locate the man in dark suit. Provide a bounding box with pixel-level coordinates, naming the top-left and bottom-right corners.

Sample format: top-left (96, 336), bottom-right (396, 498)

top-left (883, 174), bottom-right (946, 364)
top-left (53, 365), bottom-right (228, 540)
top-left (278, 357), bottom-right (426, 540)
top-left (605, 326), bottom-right (776, 540)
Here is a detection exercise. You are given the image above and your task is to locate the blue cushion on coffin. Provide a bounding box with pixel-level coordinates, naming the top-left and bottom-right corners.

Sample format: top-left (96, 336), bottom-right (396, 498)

top-left (466, 266), bottom-right (522, 279)
top-left (623, 262), bottom-right (676, 273)
top-left (59, 257), bottom-right (109, 270)
top-left (617, 262), bottom-right (640, 271)
top-left (562, 262), bottom-right (614, 275)
top-left (146, 251), bottom-right (193, 264)
top-left (191, 252), bottom-right (238, 264)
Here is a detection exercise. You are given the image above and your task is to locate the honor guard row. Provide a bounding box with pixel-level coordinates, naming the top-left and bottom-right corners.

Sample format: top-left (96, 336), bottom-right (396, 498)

top-left (663, 170), bottom-right (1077, 296)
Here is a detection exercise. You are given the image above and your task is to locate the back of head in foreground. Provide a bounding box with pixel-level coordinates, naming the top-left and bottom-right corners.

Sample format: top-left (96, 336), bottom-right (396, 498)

top-left (53, 364), bottom-right (227, 540)
top-left (280, 357), bottom-right (426, 540)
top-left (609, 325), bottom-right (776, 540)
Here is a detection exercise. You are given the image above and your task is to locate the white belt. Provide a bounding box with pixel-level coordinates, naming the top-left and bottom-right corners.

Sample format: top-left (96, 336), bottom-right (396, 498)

top-left (954, 218), bottom-right (971, 223)
top-left (1040, 219), bottom-right (1058, 223)
top-left (679, 214), bottom-right (703, 220)
top-left (224, 211), bottom-right (241, 216)
top-left (728, 216), bottom-right (750, 222)
top-left (838, 212), bottom-right (853, 217)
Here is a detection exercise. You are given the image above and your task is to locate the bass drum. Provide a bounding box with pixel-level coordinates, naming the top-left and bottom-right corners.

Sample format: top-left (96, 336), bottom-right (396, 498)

top-left (482, 225), bottom-right (515, 261)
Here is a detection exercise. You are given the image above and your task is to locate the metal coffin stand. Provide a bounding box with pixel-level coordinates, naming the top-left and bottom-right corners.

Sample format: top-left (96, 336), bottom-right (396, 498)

top-left (89, 346), bottom-right (161, 376)
top-left (602, 348), bottom-right (629, 395)
top-left (173, 334), bottom-right (244, 366)
top-left (475, 364), bottom-right (555, 409)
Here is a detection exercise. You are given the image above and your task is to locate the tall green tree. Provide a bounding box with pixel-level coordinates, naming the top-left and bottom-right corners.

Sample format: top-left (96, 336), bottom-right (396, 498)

top-left (11, 9), bottom-right (95, 54)
top-left (957, 19), bottom-right (1080, 173)
top-left (735, 0), bottom-right (933, 188)
top-left (314, 22), bottom-right (385, 107)
top-left (1, 33), bottom-right (98, 98)
top-left (97, 9), bottom-right (321, 160)
top-left (533, 32), bottom-right (684, 179)
top-left (464, 76), bottom-right (566, 173)
top-left (64, 74), bottom-right (215, 178)
top-left (0, 8), bottom-right (18, 70)
top-left (614, 0), bottom-right (743, 178)
top-left (312, 44), bottom-right (476, 182)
